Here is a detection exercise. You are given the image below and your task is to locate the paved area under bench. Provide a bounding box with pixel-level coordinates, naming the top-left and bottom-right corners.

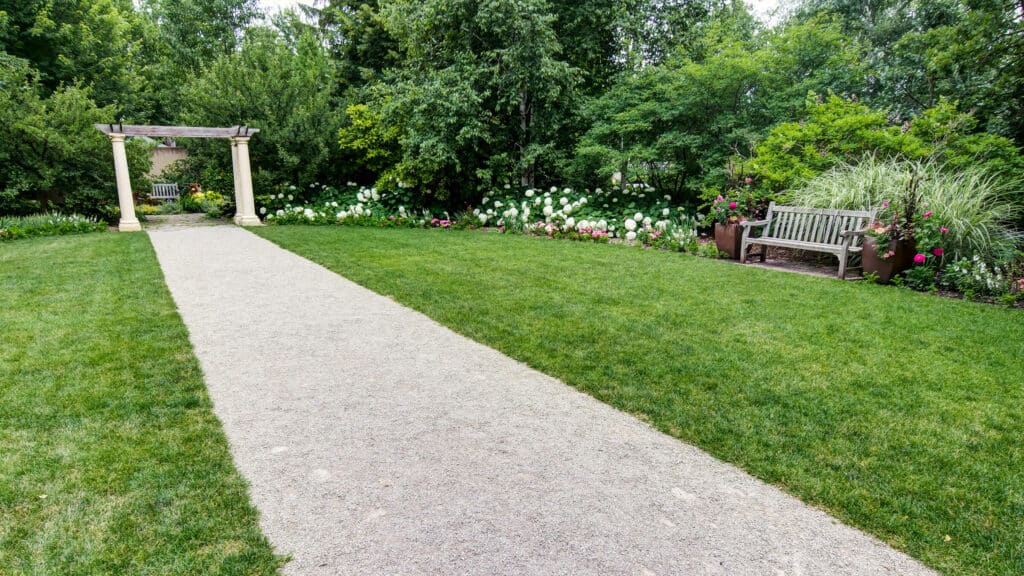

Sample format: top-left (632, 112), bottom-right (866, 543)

top-left (148, 224), bottom-right (935, 576)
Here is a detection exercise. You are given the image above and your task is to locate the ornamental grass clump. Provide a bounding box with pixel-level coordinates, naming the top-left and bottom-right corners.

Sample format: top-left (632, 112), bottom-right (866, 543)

top-left (791, 156), bottom-right (1019, 261)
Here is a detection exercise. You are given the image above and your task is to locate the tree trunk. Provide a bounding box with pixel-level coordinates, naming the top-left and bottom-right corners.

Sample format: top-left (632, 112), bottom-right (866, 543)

top-left (519, 90), bottom-right (535, 188)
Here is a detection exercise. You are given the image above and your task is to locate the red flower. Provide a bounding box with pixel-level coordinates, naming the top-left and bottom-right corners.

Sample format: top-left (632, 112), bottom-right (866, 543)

top-left (728, 201), bottom-right (738, 210)
top-left (940, 227), bottom-right (949, 233)
top-left (913, 253), bottom-right (927, 264)
top-left (932, 248), bottom-right (944, 257)
top-left (923, 211), bottom-right (934, 218)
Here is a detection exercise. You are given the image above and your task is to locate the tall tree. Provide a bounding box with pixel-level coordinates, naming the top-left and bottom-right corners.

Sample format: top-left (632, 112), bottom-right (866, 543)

top-left (340, 0), bottom-right (580, 201)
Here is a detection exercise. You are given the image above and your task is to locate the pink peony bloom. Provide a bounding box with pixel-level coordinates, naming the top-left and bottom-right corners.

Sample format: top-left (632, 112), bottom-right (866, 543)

top-left (923, 211), bottom-right (933, 218)
top-left (932, 247), bottom-right (944, 257)
top-left (913, 253), bottom-right (927, 264)
top-left (729, 201), bottom-right (738, 209)
top-left (716, 195), bottom-right (724, 203)
top-left (940, 227), bottom-right (949, 233)
top-left (744, 177), bottom-right (753, 184)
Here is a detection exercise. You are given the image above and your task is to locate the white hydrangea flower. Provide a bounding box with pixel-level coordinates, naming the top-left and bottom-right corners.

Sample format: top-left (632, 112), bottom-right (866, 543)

top-left (550, 186), bottom-right (558, 193)
top-left (624, 218), bottom-right (637, 231)
top-left (643, 217), bottom-right (652, 226)
top-left (662, 208), bottom-right (670, 216)
top-left (364, 209), bottom-right (372, 216)
top-left (626, 231), bottom-right (637, 241)
top-left (494, 201), bottom-right (503, 208)
top-left (259, 207), bottom-right (267, 215)
top-left (504, 183), bottom-right (511, 189)
top-left (564, 217), bottom-right (576, 230)
top-left (288, 194), bottom-right (294, 201)
top-left (534, 197), bottom-right (542, 206)
top-left (562, 204), bottom-right (572, 215)
top-left (544, 197), bottom-right (553, 206)
top-left (508, 207), bottom-right (519, 218)
top-left (482, 197), bottom-right (490, 204)
top-left (525, 189), bottom-right (535, 197)
top-left (487, 209), bottom-right (494, 215)
top-left (559, 197), bottom-right (569, 206)
top-left (542, 205), bottom-right (553, 217)
top-left (634, 212), bottom-right (643, 221)
top-left (479, 213), bottom-right (489, 224)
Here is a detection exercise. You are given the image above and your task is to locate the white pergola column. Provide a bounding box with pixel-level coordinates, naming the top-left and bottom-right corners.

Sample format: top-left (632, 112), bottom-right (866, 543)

top-left (229, 139), bottom-right (242, 216)
top-left (109, 133), bottom-right (141, 232)
top-left (231, 136), bottom-right (261, 226)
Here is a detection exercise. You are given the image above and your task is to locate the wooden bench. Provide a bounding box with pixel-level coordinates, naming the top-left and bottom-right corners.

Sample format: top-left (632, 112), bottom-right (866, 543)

top-left (740, 202), bottom-right (877, 279)
top-left (151, 183), bottom-right (180, 201)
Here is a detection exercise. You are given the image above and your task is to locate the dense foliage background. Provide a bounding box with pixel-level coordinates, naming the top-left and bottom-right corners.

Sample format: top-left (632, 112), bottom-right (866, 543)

top-left (0, 0), bottom-right (1022, 221)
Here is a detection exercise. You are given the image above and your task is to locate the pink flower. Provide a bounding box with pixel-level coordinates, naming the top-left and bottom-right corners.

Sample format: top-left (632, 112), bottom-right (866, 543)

top-left (716, 195), bottom-right (724, 203)
top-left (744, 177), bottom-right (753, 184)
top-left (729, 202), bottom-right (738, 210)
top-left (923, 211), bottom-right (933, 218)
top-left (913, 253), bottom-right (927, 265)
top-left (940, 227), bottom-right (949, 233)
top-left (932, 247), bottom-right (944, 257)
top-left (885, 250), bottom-right (895, 258)
top-left (882, 201), bottom-right (889, 208)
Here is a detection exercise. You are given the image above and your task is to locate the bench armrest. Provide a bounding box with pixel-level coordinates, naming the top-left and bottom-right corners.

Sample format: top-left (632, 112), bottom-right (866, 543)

top-left (739, 219), bottom-right (769, 228)
top-left (840, 229), bottom-right (866, 238)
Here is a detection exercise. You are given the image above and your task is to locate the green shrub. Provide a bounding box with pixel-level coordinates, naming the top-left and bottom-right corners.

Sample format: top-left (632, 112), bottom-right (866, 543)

top-left (748, 95), bottom-right (1024, 204)
top-left (0, 213), bottom-right (107, 241)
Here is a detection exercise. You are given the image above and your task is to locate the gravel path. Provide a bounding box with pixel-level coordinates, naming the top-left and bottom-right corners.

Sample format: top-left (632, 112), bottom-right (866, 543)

top-left (148, 225), bottom-right (936, 576)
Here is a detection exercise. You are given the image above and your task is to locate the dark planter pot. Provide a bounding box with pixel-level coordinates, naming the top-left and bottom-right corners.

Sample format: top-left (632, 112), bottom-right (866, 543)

top-left (863, 236), bottom-right (916, 283)
top-left (714, 222), bottom-right (743, 260)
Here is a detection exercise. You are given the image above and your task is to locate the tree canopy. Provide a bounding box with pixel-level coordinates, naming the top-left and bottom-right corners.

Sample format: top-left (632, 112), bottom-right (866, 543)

top-left (0, 0), bottom-right (1021, 221)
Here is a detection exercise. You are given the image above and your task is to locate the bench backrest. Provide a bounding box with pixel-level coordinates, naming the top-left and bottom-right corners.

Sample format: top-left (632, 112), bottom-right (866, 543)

top-left (762, 202), bottom-right (875, 246)
top-left (151, 183), bottom-right (180, 200)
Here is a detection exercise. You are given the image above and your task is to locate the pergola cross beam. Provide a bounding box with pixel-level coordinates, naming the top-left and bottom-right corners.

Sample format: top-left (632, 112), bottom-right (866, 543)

top-left (94, 123), bottom-right (262, 231)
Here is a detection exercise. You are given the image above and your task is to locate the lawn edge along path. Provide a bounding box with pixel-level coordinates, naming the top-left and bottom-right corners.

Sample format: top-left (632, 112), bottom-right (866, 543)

top-left (0, 233), bottom-right (281, 575)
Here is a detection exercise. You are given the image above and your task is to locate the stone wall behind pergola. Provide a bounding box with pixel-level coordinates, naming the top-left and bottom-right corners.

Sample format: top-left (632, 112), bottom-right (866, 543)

top-left (94, 124), bottom-right (262, 231)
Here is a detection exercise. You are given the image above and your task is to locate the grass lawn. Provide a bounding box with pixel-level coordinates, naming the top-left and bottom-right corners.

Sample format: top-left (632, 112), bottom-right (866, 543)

top-left (0, 234), bottom-right (280, 575)
top-left (257, 226), bottom-right (1024, 576)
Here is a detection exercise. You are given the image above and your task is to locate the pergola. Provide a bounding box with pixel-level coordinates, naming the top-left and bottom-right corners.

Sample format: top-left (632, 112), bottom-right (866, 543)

top-left (94, 124), bottom-right (262, 231)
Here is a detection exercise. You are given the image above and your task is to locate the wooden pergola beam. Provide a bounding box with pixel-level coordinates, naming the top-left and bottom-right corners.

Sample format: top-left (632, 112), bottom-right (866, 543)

top-left (93, 124), bottom-right (260, 138)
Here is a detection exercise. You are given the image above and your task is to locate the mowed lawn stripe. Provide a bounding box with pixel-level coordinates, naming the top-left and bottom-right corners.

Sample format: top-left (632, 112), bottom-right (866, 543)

top-left (257, 225), bottom-right (1024, 576)
top-left (0, 233), bottom-right (280, 576)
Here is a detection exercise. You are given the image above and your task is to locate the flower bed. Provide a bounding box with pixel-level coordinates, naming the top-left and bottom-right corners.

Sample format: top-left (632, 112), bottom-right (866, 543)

top-left (258, 183), bottom-right (721, 256)
top-left (0, 213), bottom-right (107, 241)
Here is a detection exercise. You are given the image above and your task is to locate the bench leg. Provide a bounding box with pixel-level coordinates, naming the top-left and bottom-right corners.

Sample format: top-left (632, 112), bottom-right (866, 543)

top-left (838, 248), bottom-right (848, 279)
